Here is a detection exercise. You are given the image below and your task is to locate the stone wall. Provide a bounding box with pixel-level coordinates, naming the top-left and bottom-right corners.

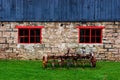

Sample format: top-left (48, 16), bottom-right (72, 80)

top-left (0, 22), bottom-right (120, 61)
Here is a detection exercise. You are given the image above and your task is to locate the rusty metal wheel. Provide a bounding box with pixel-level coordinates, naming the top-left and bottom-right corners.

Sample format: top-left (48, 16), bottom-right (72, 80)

top-left (90, 56), bottom-right (96, 67)
top-left (42, 56), bottom-right (47, 68)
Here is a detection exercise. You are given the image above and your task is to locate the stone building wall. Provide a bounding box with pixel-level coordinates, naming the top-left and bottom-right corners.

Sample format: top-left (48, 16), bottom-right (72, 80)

top-left (0, 22), bottom-right (120, 61)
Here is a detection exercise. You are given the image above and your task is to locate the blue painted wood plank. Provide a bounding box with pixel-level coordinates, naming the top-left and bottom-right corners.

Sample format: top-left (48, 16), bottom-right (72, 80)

top-left (33, 0), bottom-right (42, 21)
top-left (116, 0), bottom-right (120, 21)
top-left (16, 0), bottom-right (23, 20)
top-left (0, 0), bottom-right (120, 21)
top-left (2, 0), bottom-right (11, 21)
top-left (105, 0), bottom-right (112, 21)
top-left (111, 0), bottom-right (116, 21)
top-left (10, 0), bottom-right (17, 20)
top-left (0, 0), bottom-right (3, 20)
top-left (81, 0), bottom-right (94, 21)
top-left (100, 0), bottom-right (105, 21)
top-left (87, 0), bottom-right (95, 21)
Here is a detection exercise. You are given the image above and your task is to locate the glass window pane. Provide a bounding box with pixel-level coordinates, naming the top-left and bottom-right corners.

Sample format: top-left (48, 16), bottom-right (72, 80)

top-left (80, 29), bottom-right (85, 35)
top-left (36, 29), bottom-right (40, 36)
top-left (96, 37), bottom-right (101, 43)
top-left (96, 29), bottom-right (101, 36)
top-left (36, 37), bottom-right (40, 43)
top-left (91, 29), bottom-right (96, 36)
top-left (19, 37), bottom-right (28, 43)
top-left (30, 29), bottom-right (40, 36)
top-left (30, 29), bottom-right (35, 36)
top-left (19, 37), bottom-right (24, 43)
top-left (91, 37), bottom-right (95, 43)
top-left (19, 29), bottom-right (29, 36)
top-left (80, 37), bottom-right (84, 43)
top-left (24, 37), bottom-right (29, 43)
top-left (85, 29), bottom-right (90, 36)
top-left (85, 37), bottom-right (90, 43)
top-left (30, 37), bottom-right (35, 43)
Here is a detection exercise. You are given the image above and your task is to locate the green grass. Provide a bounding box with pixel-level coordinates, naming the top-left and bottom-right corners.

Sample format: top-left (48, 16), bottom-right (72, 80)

top-left (0, 60), bottom-right (120, 80)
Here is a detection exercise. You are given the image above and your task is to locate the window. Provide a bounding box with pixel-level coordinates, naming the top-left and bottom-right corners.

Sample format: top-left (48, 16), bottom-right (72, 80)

top-left (77, 26), bottom-right (104, 43)
top-left (16, 26), bottom-right (44, 43)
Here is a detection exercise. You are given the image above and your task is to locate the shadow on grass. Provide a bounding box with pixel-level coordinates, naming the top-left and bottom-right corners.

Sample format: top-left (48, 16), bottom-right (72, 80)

top-left (43, 62), bottom-right (101, 70)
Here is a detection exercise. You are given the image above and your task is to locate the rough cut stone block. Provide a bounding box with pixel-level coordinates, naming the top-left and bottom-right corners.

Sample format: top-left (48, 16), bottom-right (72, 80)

top-left (3, 32), bottom-right (11, 37)
top-left (105, 45), bottom-right (112, 48)
top-left (0, 37), bottom-right (6, 43)
top-left (0, 53), bottom-right (6, 59)
top-left (106, 25), bottom-right (118, 29)
top-left (102, 22), bottom-right (115, 25)
top-left (0, 32), bottom-right (2, 36)
top-left (113, 45), bottom-right (120, 48)
top-left (112, 52), bottom-right (118, 55)
top-left (0, 44), bottom-right (9, 49)
top-left (115, 22), bottom-right (120, 24)
top-left (109, 49), bottom-right (118, 52)
top-left (12, 29), bottom-right (18, 32)
top-left (5, 29), bottom-right (13, 32)
top-left (9, 43), bottom-right (17, 48)
top-left (105, 29), bottom-right (113, 33)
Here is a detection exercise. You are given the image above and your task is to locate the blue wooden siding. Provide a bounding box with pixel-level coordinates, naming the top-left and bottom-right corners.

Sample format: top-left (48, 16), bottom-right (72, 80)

top-left (0, 0), bottom-right (120, 21)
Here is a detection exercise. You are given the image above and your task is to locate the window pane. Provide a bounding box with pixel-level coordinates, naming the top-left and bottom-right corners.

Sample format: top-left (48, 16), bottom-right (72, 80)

top-left (30, 37), bottom-right (35, 43)
top-left (80, 29), bottom-right (85, 35)
top-left (30, 29), bottom-right (35, 36)
top-left (30, 29), bottom-right (40, 36)
top-left (19, 37), bottom-right (24, 43)
top-left (85, 29), bottom-right (90, 36)
top-left (85, 37), bottom-right (90, 43)
top-left (36, 29), bottom-right (40, 36)
top-left (30, 29), bottom-right (41, 43)
top-left (19, 29), bottom-right (29, 36)
top-left (19, 37), bottom-right (29, 43)
top-left (91, 29), bottom-right (96, 36)
top-left (80, 37), bottom-right (84, 43)
top-left (36, 37), bottom-right (40, 43)
top-left (96, 29), bottom-right (101, 36)
top-left (96, 37), bottom-right (101, 43)
top-left (24, 37), bottom-right (29, 43)
top-left (91, 37), bottom-right (95, 43)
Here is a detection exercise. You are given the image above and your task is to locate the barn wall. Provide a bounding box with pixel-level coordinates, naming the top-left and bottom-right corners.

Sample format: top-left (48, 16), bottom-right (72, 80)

top-left (0, 0), bottom-right (120, 21)
top-left (0, 22), bottom-right (120, 61)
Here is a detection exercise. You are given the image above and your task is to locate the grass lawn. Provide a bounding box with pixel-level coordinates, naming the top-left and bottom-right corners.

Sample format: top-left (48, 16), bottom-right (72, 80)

top-left (0, 60), bottom-right (120, 80)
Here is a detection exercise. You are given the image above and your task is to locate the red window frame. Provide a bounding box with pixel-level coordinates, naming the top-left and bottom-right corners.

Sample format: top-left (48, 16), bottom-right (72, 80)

top-left (16, 26), bottom-right (44, 44)
top-left (77, 26), bottom-right (104, 44)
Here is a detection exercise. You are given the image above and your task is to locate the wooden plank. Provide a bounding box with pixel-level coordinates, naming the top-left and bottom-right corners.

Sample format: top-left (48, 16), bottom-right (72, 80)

top-left (76, 0), bottom-right (83, 21)
top-left (111, 0), bottom-right (116, 21)
top-left (61, 0), bottom-right (68, 21)
top-left (87, 0), bottom-right (95, 21)
top-left (23, 0), bottom-right (35, 21)
top-left (0, 0), bottom-right (3, 20)
top-left (33, 0), bottom-right (42, 21)
top-left (2, 0), bottom-right (11, 21)
top-left (116, 0), bottom-right (120, 21)
top-left (10, 0), bottom-right (17, 21)
top-left (100, 0), bottom-right (106, 21)
top-left (105, 0), bottom-right (112, 21)
top-left (16, 0), bottom-right (23, 20)
top-left (94, 0), bottom-right (97, 21)
top-left (81, 0), bottom-right (95, 21)
top-left (48, 0), bottom-right (54, 21)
